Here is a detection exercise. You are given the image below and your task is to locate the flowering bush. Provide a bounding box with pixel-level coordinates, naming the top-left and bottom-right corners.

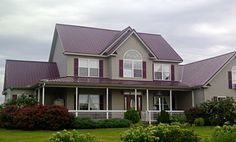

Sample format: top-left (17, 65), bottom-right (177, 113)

top-left (5, 95), bottom-right (38, 107)
top-left (49, 130), bottom-right (97, 142)
top-left (0, 105), bottom-right (18, 128)
top-left (121, 124), bottom-right (199, 142)
top-left (212, 125), bottom-right (236, 142)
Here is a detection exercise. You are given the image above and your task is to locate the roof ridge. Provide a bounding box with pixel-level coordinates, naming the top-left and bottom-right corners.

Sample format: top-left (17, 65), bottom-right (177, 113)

top-left (56, 23), bottom-right (121, 32)
top-left (184, 51), bottom-right (236, 66)
top-left (6, 59), bottom-right (57, 64)
top-left (137, 32), bottom-right (161, 36)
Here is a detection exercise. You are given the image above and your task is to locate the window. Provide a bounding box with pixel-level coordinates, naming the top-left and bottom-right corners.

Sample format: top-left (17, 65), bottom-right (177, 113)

top-left (153, 96), bottom-right (169, 110)
top-left (79, 95), bottom-right (100, 110)
top-left (154, 64), bottom-right (170, 80)
top-left (123, 50), bottom-right (142, 78)
top-left (212, 96), bottom-right (228, 101)
top-left (232, 66), bottom-right (236, 85)
top-left (79, 59), bottom-right (99, 77)
top-left (12, 94), bottom-right (17, 100)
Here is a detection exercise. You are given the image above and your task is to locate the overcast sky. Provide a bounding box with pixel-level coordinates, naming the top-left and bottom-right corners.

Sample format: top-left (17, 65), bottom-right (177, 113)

top-left (0, 0), bottom-right (236, 104)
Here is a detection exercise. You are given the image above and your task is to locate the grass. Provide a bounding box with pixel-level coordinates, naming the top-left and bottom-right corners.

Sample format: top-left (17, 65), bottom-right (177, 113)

top-left (0, 126), bottom-right (214, 142)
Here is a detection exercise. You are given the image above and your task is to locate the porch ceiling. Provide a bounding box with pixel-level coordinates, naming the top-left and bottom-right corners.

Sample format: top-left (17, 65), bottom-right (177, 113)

top-left (40, 77), bottom-right (191, 90)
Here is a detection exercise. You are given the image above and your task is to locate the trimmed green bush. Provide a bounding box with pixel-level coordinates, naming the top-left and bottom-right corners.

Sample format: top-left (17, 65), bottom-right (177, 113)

top-left (49, 129), bottom-right (97, 142)
top-left (157, 110), bottom-right (170, 123)
top-left (170, 114), bottom-right (186, 124)
top-left (212, 125), bottom-right (236, 142)
top-left (121, 123), bottom-right (199, 142)
top-left (96, 118), bottom-right (131, 128)
top-left (72, 117), bottom-right (96, 129)
top-left (124, 109), bottom-right (140, 124)
top-left (72, 117), bottom-right (131, 129)
top-left (194, 117), bottom-right (205, 126)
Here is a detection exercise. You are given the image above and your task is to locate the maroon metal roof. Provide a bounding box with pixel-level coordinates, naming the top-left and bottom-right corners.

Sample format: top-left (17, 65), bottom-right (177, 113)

top-left (4, 60), bottom-right (59, 89)
top-left (181, 51), bottom-right (236, 87)
top-left (41, 77), bottom-right (190, 89)
top-left (56, 24), bottom-right (183, 62)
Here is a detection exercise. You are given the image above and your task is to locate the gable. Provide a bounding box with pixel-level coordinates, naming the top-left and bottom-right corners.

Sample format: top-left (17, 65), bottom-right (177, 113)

top-left (53, 24), bottom-right (183, 62)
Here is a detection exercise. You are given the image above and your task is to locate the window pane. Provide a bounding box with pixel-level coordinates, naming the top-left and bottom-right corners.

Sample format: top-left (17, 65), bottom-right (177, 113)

top-left (90, 95), bottom-right (99, 110)
top-left (155, 72), bottom-right (162, 80)
top-left (79, 68), bottom-right (88, 76)
top-left (163, 64), bottom-right (170, 73)
top-left (154, 64), bottom-right (162, 72)
top-left (134, 61), bottom-right (142, 69)
top-left (90, 68), bottom-right (99, 77)
top-left (163, 72), bottom-right (170, 80)
top-left (79, 95), bottom-right (89, 110)
top-left (79, 59), bottom-right (88, 67)
top-left (134, 69), bottom-right (142, 77)
top-left (124, 69), bottom-right (132, 77)
top-left (124, 50), bottom-right (141, 60)
top-left (124, 60), bottom-right (132, 69)
top-left (89, 59), bottom-right (99, 68)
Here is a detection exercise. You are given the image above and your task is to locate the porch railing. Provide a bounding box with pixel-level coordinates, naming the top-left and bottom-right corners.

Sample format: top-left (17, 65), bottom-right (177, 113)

top-left (68, 110), bottom-right (185, 123)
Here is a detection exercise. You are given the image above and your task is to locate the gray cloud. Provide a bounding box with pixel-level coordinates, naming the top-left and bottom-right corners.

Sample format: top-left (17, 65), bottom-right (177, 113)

top-left (0, 0), bottom-right (236, 104)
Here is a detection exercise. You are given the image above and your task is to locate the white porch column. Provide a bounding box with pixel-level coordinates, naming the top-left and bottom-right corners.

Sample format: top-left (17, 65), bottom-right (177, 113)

top-left (192, 91), bottom-right (195, 107)
top-left (106, 88), bottom-right (109, 119)
top-left (75, 87), bottom-right (78, 117)
top-left (134, 89), bottom-right (137, 110)
top-left (37, 88), bottom-right (40, 104)
top-left (146, 89), bottom-right (149, 111)
top-left (170, 90), bottom-right (173, 115)
top-left (159, 97), bottom-right (161, 111)
top-left (42, 84), bottom-right (45, 105)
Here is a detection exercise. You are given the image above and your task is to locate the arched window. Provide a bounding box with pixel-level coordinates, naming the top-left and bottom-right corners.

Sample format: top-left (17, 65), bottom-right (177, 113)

top-left (123, 50), bottom-right (142, 78)
top-left (232, 66), bottom-right (236, 84)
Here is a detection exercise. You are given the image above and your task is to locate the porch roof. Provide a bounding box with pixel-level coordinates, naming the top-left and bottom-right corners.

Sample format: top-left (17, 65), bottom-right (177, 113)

top-left (40, 77), bottom-right (191, 90)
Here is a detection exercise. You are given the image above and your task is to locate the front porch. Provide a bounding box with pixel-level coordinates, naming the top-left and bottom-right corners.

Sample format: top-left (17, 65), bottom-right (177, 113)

top-left (35, 84), bottom-right (194, 123)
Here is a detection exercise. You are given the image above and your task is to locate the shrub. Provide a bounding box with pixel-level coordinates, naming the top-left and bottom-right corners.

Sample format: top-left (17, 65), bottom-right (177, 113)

top-left (50, 129), bottom-right (97, 142)
top-left (121, 124), bottom-right (199, 142)
top-left (0, 105), bottom-right (18, 129)
top-left (194, 117), bottom-right (205, 126)
top-left (72, 117), bottom-right (131, 129)
top-left (170, 114), bottom-right (186, 124)
top-left (72, 117), bottom-right (96, 129)
top-left (212, 125), bottom-right (236, 142)
top-left (157, 110), bottom-right (170, 123)
top-left (185, 107), bottom-right (203, 124)
top-left (124, 109), bottom-right (140, 124)
top-left (0, 105), bottom-right (74, 130)
top-left (96, 118), bottom-right (131, 128)
top-left (200, 98), bottom-right (236, 126)
top-left (5, 95), bottom-right (38, 108)
top-left (120, 124), bottom-right (159, 142)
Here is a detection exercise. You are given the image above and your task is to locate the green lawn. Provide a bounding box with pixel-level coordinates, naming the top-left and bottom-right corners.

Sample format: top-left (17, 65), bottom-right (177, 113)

top-left (0, 126), bottom-right (214, 142)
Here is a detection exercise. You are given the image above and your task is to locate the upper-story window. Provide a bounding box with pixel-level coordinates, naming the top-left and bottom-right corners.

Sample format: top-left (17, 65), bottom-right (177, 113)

top-left (123, 50), bottom-right (142, 78)
top-left (232, 66), bottom-right (236, 84)
top-left (154, 63), bottom-right (170, 80)
top-left (79, 58), bottom-right (99, 77)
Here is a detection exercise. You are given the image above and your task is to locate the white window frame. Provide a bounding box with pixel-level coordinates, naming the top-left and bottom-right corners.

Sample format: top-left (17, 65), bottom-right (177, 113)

top-left (123, 50), bottom-right (143, 78)
top-left (154, 63), bottom-right (171, 81)
top-left (79, 58), bottom-right (99, 77)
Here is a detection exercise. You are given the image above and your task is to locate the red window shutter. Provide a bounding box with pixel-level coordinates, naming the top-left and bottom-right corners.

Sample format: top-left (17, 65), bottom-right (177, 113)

top-left (119, 60), bottom-right (123, 77)
top-left (143, 61), bottom-right (146, 79)
top-left (171, 65), bottom-right (175, 81)
top-left (74, 58), bottom-right (78, 77)
top-left (99, 60), bottom-right (104, 78)
top-left (228, 71), bottom-right (232, 89)
top-left (99, 95), bottom-right (104, 110)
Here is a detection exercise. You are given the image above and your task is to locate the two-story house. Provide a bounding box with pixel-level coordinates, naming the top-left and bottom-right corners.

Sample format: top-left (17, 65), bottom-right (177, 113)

top-left (3, 24), bottom-right (236, 122)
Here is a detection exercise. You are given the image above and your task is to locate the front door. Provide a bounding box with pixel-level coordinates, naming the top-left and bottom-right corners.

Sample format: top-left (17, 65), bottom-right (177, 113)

top-left (124, 95), bottom-right (142, 111)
